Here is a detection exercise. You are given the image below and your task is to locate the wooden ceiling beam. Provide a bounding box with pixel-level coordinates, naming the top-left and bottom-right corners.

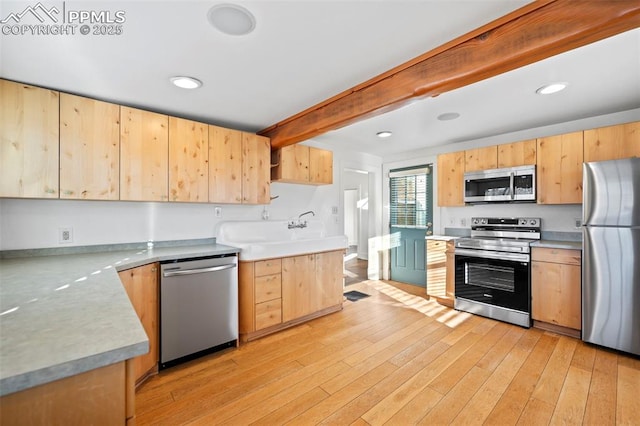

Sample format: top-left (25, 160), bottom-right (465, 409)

top-left (260, 0), bottom-right (640, 149)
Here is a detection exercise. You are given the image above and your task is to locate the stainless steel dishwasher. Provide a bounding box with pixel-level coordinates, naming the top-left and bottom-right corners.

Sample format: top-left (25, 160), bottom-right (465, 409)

top-left (160, 254), bottom-right (238, 369)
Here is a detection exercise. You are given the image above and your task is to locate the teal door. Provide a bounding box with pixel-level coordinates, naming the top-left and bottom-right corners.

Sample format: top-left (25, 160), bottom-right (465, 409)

top-left (389, 166), bottom-right (433, 287)
top-left (390, 226), bottom-right (427, 285)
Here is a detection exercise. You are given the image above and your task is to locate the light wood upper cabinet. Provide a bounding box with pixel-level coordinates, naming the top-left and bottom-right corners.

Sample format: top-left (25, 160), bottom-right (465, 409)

top-left (584, 121), bottom-right (640, 162)
top-left (465, 145), bottom-right (497, 172)
top-left (272, 144), bottom-right (309, 183)
top-left (120, 106), bottom-right (169, 201)
top-left (309, 147), bottom-right (333, 184)
top-left (242, 133), bottom-right (271, 204)
top-left (271, 145), bottom-right (333, 185)
top-left (168, 117), bottom-right (208, 202)
top-left (437, 151), bottom-right (464, 207)
top-left (209, 125), bottom-right (243, 203)
top-left (497, 139), bottom-right (537, 167)
top-left (209, 128), bottom-right (270, 204)
top-left (119, 263), bottom-right (159, 384)
top-left (536, 131), bottom-right (583, 204)
top-left (531, 247), bottom-right (581, 332)
top-left (59, 94), bottom-right (120, 200)
top-left (0, 79), bottom-right (59, 198)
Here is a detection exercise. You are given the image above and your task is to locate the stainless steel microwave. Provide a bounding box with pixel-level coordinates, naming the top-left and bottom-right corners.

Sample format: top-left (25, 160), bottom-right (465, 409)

top-left (464, 165), bottom-right (536, 203)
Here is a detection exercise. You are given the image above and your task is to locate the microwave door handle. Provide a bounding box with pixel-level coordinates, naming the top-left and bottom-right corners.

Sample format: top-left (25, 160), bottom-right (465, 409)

top-left (510, 172), bottom-right (515, 200)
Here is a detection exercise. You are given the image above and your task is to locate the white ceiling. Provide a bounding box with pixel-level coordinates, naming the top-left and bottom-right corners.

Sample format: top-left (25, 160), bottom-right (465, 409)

top-left (317, 27), bottom-right (640, 157)
top-left (1, 1), bottom-right (639, 158)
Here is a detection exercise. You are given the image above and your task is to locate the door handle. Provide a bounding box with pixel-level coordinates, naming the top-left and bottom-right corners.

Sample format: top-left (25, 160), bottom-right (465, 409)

top-left (163, 263), bottom-right (236, 277)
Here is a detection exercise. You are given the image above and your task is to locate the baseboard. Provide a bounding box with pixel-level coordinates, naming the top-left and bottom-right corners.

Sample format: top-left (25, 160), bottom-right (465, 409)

top-left (533, 320), bottom-right (581, 339)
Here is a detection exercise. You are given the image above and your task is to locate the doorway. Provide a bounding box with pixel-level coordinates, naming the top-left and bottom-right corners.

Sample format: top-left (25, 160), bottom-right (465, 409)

top-left (343, 169), bottom-right (370, 285)
top-left (389, 165), bottom-right (433, 287)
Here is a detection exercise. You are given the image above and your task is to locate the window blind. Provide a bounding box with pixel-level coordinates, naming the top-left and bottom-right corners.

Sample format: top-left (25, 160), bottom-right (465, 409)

top-left (389, 166), bottom-right (432, 228)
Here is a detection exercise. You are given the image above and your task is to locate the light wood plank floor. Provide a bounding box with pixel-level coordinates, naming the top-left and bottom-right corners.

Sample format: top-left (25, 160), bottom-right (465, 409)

top-left (136, 280), bottom-right (640, 425)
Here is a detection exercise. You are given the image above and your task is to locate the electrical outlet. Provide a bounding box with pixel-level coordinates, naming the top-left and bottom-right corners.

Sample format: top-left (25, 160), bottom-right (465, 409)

top-left (214, 207), bottom-right (222, 218)
top-left (331, 206), bottom-right (338, 215)
top-left (460, 218), bottom-right (467, 227)
top-left (448, 216), bottom-right (456, 226)
top-left (59, 227), bottom-right (73, 244)
top-left (575, 218), bottom-right (582, 229)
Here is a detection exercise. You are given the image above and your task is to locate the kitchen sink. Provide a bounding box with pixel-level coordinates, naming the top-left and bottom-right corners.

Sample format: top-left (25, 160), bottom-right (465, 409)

top-left (215, 220), bottom-right (348, 261)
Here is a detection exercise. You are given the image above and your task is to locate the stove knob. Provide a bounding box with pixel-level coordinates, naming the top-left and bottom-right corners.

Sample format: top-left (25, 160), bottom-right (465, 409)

top-left (519, 219), bottom-right (526, 225)
top-left (482, 218), bottom-right (487, 224)
top-left (529, 219), bottom-right (537, 226)
top-left (472, 218), bottom-right (479, 225)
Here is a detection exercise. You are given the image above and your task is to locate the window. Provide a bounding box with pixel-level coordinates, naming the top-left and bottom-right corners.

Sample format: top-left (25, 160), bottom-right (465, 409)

top-left (390, 166), bottom-right (432, 229)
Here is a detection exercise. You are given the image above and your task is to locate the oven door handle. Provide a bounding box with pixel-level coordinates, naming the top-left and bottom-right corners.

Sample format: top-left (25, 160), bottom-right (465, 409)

top-left (454, 248), bottom-right (529, 263)
top-left (510, 172), bottom-right (515, 200)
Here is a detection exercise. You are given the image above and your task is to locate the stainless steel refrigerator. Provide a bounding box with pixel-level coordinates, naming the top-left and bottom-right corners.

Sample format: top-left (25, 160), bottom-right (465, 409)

top-left (582, 157), bottom-right (640, 356)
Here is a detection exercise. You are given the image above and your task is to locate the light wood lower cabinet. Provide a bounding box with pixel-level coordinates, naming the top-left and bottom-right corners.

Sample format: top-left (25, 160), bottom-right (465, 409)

top-left (282, 254), bottom-right (315, 321)
top-left (426, 239), bottom-right (455, 307)
top-left (118, 263), bottom-right (159, 385)
top-left (314, 250), bottom-right (345, 310)
top-left (445, 241), bottom-right (455, 300)
top-left (0, 361), bottom-right (133, 426)
top-left (531, 247), bottom-right (582, 337)
top-left (239, 250), bottom-right (344, 342)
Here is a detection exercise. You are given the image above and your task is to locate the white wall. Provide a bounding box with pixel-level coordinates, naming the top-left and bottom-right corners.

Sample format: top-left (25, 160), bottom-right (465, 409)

top-left (0, 142), bottom-right (384, 252)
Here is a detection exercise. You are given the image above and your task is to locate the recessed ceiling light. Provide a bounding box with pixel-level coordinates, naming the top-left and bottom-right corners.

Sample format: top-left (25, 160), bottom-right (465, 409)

top-left (437, 112), bottom-right (460, 121)
top-left (536, 82), bottom-right (568, 95)
top-left (208, 4), bottom-right (256, 36)
top-left (170, 76), bottom-right (202, 89)
top-left (377, 131), bottom-right (392, 138)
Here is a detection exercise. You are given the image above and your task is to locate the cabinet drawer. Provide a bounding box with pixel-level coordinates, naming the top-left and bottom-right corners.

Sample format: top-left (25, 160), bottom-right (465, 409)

top-left (532, 247), bottom-right (581, 265)
top-left (255, 259), bottom-right (282, 276)
top-left (255, 299), bottom-right (282, 330)
top-left (428, 240), bottom-right (446, 250)
top-left (255, 274), bottom-right (282, 303)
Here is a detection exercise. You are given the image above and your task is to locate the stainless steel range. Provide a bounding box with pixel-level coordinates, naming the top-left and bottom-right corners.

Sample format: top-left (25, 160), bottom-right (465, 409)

top-left (454, 217), bottom-right (541, 328)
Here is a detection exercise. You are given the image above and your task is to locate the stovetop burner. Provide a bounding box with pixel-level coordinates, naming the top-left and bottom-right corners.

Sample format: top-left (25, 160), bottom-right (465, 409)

top-left (454, 217), bottom-right (541, 253)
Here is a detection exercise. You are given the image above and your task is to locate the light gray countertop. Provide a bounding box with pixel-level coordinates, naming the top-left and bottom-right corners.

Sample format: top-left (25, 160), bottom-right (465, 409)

top-left (531, 240), bottom-right (583, 250)
top-left (425, 235), bottom-right (459, 241)
top-left (0, 242), bottom-right (239, 397)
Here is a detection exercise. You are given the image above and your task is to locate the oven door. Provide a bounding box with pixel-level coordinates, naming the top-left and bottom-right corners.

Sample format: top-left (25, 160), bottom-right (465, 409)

top-left (454, 248), bottom-right (530, 313)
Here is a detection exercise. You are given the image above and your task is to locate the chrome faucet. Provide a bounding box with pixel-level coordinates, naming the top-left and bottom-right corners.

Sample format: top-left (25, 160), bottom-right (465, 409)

top-left (299, 211), bottom-right (315, 219)
top-left (288, 211), bottom-right (315, 229)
